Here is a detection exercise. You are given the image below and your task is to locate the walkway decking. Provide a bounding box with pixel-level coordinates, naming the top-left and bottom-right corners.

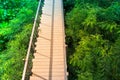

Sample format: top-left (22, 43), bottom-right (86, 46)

top-left (30, 0), bottom-right (67, 80)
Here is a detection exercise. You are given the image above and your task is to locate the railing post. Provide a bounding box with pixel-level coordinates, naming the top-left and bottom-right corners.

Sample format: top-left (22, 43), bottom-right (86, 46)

top-left (34, 30), bottom-right (38, 38)
top-left (31, 42), bottom-right (35, 50)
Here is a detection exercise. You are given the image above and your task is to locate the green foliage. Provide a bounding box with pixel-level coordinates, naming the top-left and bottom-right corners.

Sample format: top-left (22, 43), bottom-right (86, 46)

top-left (0, 0), bottom-right (27, 21)
top-left (75, 0), bottom-right (114, 8)
top-left (64, 0), bottom-right (120, 80)
top-left (0, 0), bottom-right (39, 79)
top-left (0, 0), bottom-right (38, 51)
top-left (0, 24), bottom-right (32, 79)
top-left (98, 21), bottom-right (117, 32)
top-left (97, 2), bottom-right (120, 23)
top-left (70, 35), bottom-right (111, 80)
top-left (82, 6), bottom-right (98, 29)
top-left (111, 36), bottom-right (120, 80)
top-left (64, 0), bottom-right (75, 13)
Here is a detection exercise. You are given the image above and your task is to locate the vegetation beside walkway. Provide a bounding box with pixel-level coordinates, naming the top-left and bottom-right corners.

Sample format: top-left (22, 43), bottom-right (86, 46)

top-left (0, 0), bottom-right (39, 79)
top-left (64, 0), bottom-right (120, 80)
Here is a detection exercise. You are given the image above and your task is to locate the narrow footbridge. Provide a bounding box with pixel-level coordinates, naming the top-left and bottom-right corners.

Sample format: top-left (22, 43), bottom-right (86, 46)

top-left (22, 0), bottom-right (67, 80)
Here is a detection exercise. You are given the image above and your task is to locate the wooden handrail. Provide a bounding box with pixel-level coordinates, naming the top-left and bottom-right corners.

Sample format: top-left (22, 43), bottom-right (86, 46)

top-left (22, 0), bottom-right (42, 80)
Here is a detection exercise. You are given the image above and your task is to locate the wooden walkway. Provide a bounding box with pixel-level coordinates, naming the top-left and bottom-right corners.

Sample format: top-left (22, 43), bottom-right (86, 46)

top-left (30, 0), bottom-right (67, 80)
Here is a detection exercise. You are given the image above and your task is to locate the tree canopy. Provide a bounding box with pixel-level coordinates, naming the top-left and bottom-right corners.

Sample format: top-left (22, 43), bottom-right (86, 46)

top-left (64, 0), bottom-right (120, 80)
top-left (0, 0), bottom-right (39, 79)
